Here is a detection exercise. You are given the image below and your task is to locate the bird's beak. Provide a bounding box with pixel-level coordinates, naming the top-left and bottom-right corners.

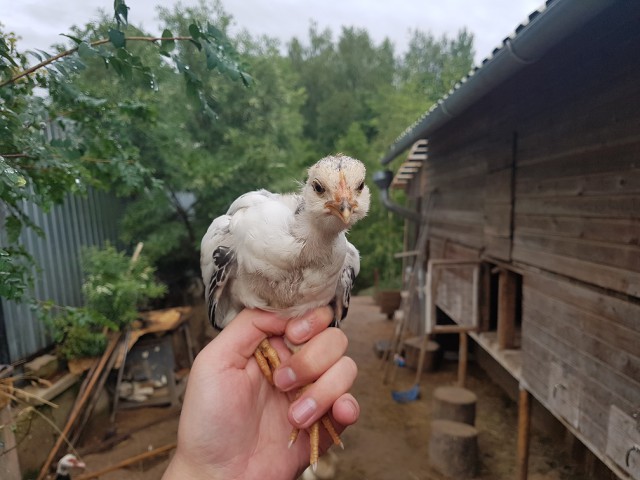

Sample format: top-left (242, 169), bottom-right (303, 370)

top-left (325, 172), bottom-right (357, 225)
top-left (326, 198), bottom-right (355, 224)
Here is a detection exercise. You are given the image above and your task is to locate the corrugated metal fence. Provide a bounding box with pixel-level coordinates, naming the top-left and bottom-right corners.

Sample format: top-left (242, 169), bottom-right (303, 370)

top-left (0, 188), bottom-right (123, 363)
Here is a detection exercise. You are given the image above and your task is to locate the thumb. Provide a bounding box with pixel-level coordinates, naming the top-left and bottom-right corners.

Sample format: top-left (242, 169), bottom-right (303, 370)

top-left (202, 309), bottom-right (289, 369)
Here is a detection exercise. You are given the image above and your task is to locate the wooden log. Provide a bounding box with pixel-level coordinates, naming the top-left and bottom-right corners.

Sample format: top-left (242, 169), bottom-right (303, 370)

top-left (433, 386), bottom-right (477, 425)
top-left (403, 336), bottom-right (439, 372)
top-left (428, 419), bottom-right (478, 478)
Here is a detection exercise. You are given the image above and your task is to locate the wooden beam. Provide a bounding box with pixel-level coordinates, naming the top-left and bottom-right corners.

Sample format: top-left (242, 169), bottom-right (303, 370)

top-left (403, 161), bottom-right (424, 167)
top-left (457, 332), bottom-right (468, 387)
top-left (497, 269), bottom-right (518, 349)
top-left (517, 387), bottom-right (532, 480)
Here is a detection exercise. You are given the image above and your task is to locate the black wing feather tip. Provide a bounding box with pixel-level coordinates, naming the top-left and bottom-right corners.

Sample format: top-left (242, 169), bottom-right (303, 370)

top-left (207, 245), bottom-right (235, 329)
top-left (330, 266), bottom-right (356, 327)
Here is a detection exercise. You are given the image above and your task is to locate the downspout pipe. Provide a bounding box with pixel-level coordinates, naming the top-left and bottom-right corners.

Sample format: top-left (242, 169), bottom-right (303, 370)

top-left (372, 170), bottom-right (422, 223)
top-left (380, 0), bottom-right (614, 165)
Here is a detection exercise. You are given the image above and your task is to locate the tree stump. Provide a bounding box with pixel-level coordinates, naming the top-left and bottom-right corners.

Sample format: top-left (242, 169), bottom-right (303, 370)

top-left (403, 336), bottom-right (440, 372)
top-left (428, 419), bottom-right (478, 478)
top-left (433, 385), bottom-right (477, 425)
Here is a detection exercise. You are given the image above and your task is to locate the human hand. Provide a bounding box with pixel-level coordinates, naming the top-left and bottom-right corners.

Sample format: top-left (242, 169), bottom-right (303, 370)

top-left (162, 307), bottom-right (359, 480)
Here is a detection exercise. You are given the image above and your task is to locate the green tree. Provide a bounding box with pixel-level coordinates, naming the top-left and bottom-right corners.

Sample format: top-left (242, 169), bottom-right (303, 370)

top-left (0, 0), bottom-right (250, 303)
top-left (114, 2), bottom-right (308, 293)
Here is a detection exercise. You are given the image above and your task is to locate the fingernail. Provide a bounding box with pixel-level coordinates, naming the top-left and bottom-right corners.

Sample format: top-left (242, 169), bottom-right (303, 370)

top-left (274, 367), bottom-right (297, 391)
top-left (291, 397), bottom-right (317, 425)
top-left (341, 397), bottom-right (359, 420)
top-left (289, 317), bottom-right (311, 341)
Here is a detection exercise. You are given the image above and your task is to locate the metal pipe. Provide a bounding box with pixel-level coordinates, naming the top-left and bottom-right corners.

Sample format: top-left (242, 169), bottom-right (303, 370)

top-left (379, 188), bottom-right (422, 223)
top-left (372, 170), bottom-right (422, 222)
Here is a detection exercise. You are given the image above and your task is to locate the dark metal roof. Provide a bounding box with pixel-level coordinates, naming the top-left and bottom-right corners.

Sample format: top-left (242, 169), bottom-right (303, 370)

top-left (380, 0), bottom-right (615, 165)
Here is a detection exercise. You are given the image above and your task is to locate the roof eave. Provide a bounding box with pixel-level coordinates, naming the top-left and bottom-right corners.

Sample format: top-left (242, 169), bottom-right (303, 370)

top-left (380, 0), bottom-right (615, 165)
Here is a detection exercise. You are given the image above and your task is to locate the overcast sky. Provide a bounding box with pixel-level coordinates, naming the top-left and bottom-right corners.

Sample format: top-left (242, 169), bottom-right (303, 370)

top-left (3, 0), bottom-right (542, 65)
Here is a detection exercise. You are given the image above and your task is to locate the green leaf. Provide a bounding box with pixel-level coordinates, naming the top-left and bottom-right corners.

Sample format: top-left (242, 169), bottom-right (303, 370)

top-left (188, 24), bottom-right (201, 40)
top-left (240, 72), bottom-right (253, 87)
top-left (160, 29), bottom-right (175, 54)
top-left (109, 57), bottom-right (132, 80)
top-left (6, 216), bottom-right (22, 243)
top-left (61, 34), bottom-right (84, 45)
top-left (203, 44), bottom-right (219, 70)
top-left (114, 0), bottom-right (129, 26)
top-left (108, 29), bottom-right (126, 49)
top-left (206, 23), bottom-right (224, 41)
top-left (77, 42), bottom-right (98, 59)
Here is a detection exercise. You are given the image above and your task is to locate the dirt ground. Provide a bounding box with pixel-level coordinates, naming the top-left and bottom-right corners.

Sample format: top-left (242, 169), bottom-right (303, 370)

top-left (75, 296), bottom-right (589, 480)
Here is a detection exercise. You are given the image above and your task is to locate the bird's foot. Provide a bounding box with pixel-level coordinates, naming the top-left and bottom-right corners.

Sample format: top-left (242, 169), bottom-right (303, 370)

top-left (254, 338), bottom-right (344, 470)
top-left (254, 338), bottom-right (281, 384)
top-left (288, 389), bottom-right (343, 471)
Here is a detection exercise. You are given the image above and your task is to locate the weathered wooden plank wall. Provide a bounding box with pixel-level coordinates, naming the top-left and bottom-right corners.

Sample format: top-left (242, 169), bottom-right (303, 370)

top-left (521, 272), bottom-right (640, 472)
top-left (512, 13), bottom-right (640, 297)
top-left (401, 3), bottom-right (640, 476)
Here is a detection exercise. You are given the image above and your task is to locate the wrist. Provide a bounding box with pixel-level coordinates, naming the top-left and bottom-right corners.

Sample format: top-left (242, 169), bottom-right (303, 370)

top-left (162, 450), bottom-right (224, 480)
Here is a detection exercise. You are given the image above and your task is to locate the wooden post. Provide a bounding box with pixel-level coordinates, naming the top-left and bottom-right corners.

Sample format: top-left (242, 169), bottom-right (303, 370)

top-left (517, 387), bottom-right (532, 480)
top-left (37, 334), bottom-right (121, 480)
top-left (497, 269), bottom-right (517, 349)
top-left (457, 332), bottom-right (468, 387)
top-left (0, 404), bottom-right (21, 480)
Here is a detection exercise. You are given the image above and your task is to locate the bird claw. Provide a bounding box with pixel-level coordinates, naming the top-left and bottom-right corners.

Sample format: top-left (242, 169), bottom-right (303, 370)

top-left (255, 339), bottom-right (344, 468)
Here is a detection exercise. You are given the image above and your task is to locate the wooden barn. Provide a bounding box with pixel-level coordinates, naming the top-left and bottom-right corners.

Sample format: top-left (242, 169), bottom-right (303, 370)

top-left (376, 1), bottom-right (639, 479)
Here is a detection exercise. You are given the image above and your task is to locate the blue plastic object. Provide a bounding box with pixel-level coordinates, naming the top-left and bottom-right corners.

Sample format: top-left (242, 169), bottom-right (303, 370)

top-left (391, 384), bottom-right (420, 403)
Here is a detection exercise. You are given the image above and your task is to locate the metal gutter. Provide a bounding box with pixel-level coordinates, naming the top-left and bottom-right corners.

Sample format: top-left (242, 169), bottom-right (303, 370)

top-left (380, 0), bottom-right (615, 165)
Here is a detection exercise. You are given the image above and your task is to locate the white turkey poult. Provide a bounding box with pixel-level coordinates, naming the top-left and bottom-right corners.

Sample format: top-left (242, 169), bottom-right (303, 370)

top-left (55, 454), bottom-right (86, 480)
top-left (200, 154), bottom-right (370, 468)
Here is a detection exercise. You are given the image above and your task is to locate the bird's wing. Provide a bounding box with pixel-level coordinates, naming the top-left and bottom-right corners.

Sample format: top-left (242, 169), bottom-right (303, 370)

top-left (227, 188), bottom-right (280, 215)
top-left (202, 189), bottom-right (297, 328)
top-left (330, 241), bottom-right (360, 327)
top-left (200, 215), bottom-right (237, 329)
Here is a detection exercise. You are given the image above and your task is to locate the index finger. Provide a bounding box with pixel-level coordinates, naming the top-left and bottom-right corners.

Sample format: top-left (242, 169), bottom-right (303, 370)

top-left (284, 306), bottom-right (334, 345)
top-left (201, 308), bottom-right (288, 370)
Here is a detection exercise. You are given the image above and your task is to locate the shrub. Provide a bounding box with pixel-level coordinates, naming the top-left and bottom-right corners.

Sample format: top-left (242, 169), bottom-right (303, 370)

top-left (81, 243), bottom-right (167, 328)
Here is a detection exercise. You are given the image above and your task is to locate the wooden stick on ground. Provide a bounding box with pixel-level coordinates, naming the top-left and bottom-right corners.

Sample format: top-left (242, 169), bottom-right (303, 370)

top-left (75, 443), bottom-right (176, 480)
top-left (70, 335), bottom-right (123, 445)
top-left (36, 334), bottom-right (122, 480)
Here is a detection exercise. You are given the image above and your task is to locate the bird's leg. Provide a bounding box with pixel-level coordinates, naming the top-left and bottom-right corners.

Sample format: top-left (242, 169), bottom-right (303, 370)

top-left (288, 386), bottom-right (344, 471)
top-left (254, 338), bottom-right (281, 384)
top-left (254, 338), bottom-right (343, 471)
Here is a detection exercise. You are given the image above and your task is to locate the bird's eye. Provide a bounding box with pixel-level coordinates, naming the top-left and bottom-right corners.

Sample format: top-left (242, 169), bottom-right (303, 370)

top-left (312, 181), bottom-right (325, 194)
top-left (357, 181), bottom-right (365, 192)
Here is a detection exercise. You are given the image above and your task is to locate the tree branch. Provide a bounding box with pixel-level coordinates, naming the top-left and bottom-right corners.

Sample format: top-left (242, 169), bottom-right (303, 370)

top-left (0, 36), bottom-right (193, 88)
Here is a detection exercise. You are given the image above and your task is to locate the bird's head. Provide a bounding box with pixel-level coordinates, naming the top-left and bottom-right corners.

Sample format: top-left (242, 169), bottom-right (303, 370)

top-left (56, 454), bottom-right (86, 476)
top-left (303, 154), bottom-right (370, 230)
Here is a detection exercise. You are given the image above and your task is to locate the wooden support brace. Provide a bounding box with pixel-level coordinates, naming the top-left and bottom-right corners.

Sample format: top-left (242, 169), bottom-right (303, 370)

top-left (517, 387), bottom-right (532, 480)
top-left (497, 269), bottom-right (518, 349)
top-left (457, 332), bottom-right (468, 388)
